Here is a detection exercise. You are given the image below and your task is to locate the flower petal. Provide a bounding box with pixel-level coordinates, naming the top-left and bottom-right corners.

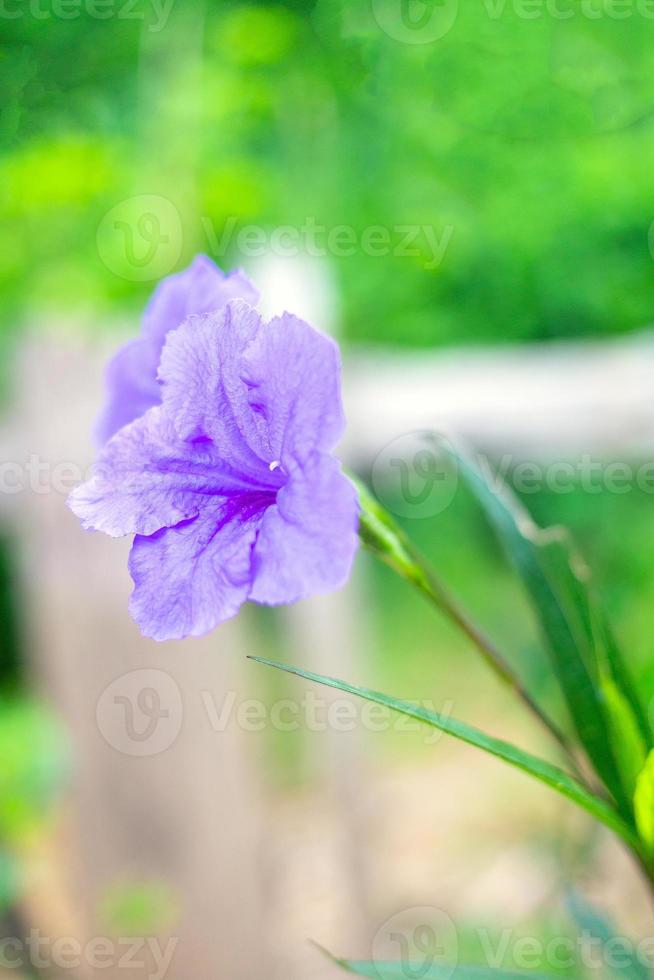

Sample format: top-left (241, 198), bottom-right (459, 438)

top-left (158, 301), bottom-right (274, 480)
top-left (69, 407), bottom-right (268, 538)
top-left (240, 310), bottom-right (346, 463)
top-left (96, 256), bottom-right (259, 444)
top-left (128, 495), bottom-right (269, 641)
top-left (143, 255), bottom-right (259, 348)
top-left (95, 338), bottom-right (161, 445)
top-left (249, 453), bottom-right (360, 606)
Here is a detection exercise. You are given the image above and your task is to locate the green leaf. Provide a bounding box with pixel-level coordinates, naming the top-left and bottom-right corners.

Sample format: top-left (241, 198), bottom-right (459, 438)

top-left (331, 960), bottom-right (554, 979)
top-left (601, 676), bottom-right (647, 801)
top-left (634, 749), bottom-right (654, 855)
top-left (541, 537), bottom-right (650, 752)
top-left (566, 890), bottom-right (650, 980)
top-left (314, 942), bottom-right (557, 979)
top-left (355, 475), bottom-right (422, 586)
top-left (250, 657), bottom-right (639, 850)
top-left (448, 442), bottom-right (640, 812)
top-left (594, 613), bottom-right (651, 749)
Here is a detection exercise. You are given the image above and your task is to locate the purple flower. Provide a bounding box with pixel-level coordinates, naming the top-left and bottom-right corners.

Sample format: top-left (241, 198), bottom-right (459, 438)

top-left (96, 255), bottom-right (259, 444)
top-left (69, 299), bottom-right (359, 641)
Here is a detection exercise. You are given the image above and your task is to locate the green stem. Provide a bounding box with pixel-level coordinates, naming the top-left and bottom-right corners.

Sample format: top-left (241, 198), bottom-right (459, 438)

top-left (355, 477), bottom-right (583, 777)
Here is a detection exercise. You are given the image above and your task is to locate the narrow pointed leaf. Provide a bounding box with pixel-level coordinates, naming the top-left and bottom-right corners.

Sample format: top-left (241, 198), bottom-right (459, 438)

top-left (634, 749), bottom-right (654, 855)
top-left (601, 676), bottom-right (647, 801)
top-left (448, 441), bottom-right (638, 810)
top-left (314, 941), bottom-right (559, 980)
top-left (250, 657), bottom-right (638, 849)
top-left (543, 535), bottom-right (650, 750)
top-left (595, 613), bottom-right (651, 747)
top-left (332, 960), bottom-right (555, 980)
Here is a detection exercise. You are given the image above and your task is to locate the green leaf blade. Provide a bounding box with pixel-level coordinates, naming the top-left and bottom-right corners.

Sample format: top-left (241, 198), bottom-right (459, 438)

top-left (315, 941), bottom-right (559, 979)
top-left (634, 749), bottom-right (654, 856)
top-left (566, 890), bottom-right (651, 980)
top-left (250, 656), bottom-right (638, 850)
top-left (601, 676), bottom-right (647, 801)
top-left (334, 961), bottom-right (555, 980)
top-left (448, 442), bottom-right (641, 812)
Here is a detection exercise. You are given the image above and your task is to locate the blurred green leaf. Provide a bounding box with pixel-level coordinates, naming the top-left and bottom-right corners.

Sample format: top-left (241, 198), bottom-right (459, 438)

top-left (316, 942), bottom-right (556, 979)
top-left (330, 962), bottom-right (554, 979)
top-left (99, 880), bottom-right (179, 936)
top-left (634, 750), bottom-right (654, 856)
top-left (594, 614), bottom-right (651, 749)
top-left (601, 677), bottom-right (647, 801)
top-left (0, 850), bottom-right (19, 914)
top-left (537, 532), bottom-right (650, 751)
top-left (250, 657), bottom-right (638, 849)
top-left (566, 890), bottom-right (650, 980)
top-left (0, 699), bottom-right (67, 844)
top-left (449, 442), bottom-right (640, 814)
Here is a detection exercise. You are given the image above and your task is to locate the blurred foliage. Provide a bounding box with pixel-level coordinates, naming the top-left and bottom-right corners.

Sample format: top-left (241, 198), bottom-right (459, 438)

top-left (0, 534), bottom-right (23, 693)
top-left (99, 880), bottom-right (179, 936)
top-left (1, 0), bottom-right (653, 350)
top-left (0, 701), bottom-right (67, 846)
top-left (0, 700), bottom-right (67, 911)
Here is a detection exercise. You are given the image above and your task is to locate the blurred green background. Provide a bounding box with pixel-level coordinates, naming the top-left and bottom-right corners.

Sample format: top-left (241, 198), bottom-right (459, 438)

top-left (2, 0), bottom-right (654, 965)
top-left (3, 0), bottom-right (654, 348)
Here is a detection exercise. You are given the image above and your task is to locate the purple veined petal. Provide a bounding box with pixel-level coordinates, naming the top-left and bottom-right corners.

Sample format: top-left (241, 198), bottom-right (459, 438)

top-left (143, 254), bottom-right (259, 348)
top-left (94, 337), bottom-right (161, 446)
top-left (96, 256), bottom-right (259, 445)
top-left (75, 259), bottom-right (360, 642)
top-left (68, 406), bottom-right (278, 538)
top-left (248, 452), bottom-right (360, 607)
top-left (128, 494), bottom-right (271, 641)
top-left (240, 310), bottom-right (346, 464)
top-left (158, 301), bottom-right (275, 481)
